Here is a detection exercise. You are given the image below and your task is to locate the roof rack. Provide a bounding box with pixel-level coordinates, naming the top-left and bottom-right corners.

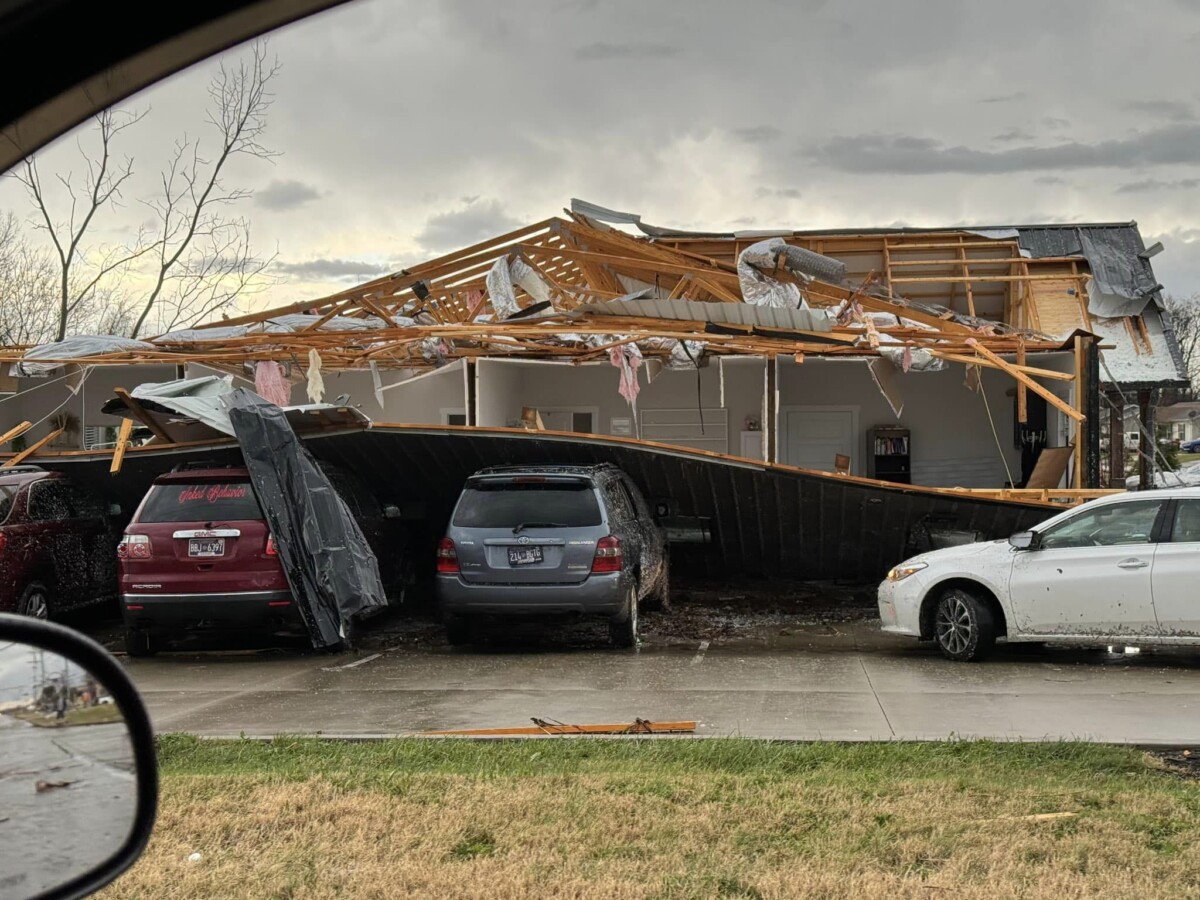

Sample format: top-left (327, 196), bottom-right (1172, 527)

top-left (475, 463), bottom-right (615, 476)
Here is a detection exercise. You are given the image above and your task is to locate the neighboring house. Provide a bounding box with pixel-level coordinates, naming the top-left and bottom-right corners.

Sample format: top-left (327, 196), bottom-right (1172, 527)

top-left (1, 208), bottom-right (1188, 494)
top-left (1160, 401), bottom-right (1200, 444)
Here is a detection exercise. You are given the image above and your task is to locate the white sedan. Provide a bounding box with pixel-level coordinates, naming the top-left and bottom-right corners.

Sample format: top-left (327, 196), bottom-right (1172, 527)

top-left (878, 487), bottom-right (1200, 661)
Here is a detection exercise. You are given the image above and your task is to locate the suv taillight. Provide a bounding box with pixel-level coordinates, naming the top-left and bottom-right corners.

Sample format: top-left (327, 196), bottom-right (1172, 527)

top-left (591, 535), bottom-right (622, 573)
top-left (265, 535), bottom-right (278, 557)
top-left (117, 534), bottom-right (151, 560)
top-left (0, 532), bottom-right (6, 555)
top-left (436, 537), bottom-right (459, 574)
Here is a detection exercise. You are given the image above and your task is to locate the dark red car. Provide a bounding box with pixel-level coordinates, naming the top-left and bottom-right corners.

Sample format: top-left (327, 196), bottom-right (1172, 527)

top-left (0, 465), bottom-right (120, 619)
top-left (119, 463), bottom-right (408, 655)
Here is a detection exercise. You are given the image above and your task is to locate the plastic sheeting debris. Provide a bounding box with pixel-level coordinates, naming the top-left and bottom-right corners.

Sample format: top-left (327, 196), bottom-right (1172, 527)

top-left (736, 238), bottom-right (848, 309)
top-left (485, 256), bottom-right (551, 320)
top-left (10, 335), bottom-right (156, 376)
top-left (225, 388), bottom-right (388, 650)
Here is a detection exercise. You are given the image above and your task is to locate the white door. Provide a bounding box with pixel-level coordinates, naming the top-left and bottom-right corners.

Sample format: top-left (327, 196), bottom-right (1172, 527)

top-left (1150, 498), bottom-right (1200, 633)
top-left (1007, 498), bottom-right (1166, 636)
top-left (781, 408), bottom-right (855, 473)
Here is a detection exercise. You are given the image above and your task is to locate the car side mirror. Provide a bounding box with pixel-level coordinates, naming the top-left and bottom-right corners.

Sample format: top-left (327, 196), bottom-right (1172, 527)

top-left (0, 614), bottom-right (157, 900)
top-left (1009, 530), bottom-right (1037, 550)
top-left (383, 504), bottom-right (402, 519)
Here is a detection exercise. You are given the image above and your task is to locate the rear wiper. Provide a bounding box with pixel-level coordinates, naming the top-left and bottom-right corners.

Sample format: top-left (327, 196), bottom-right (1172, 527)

top-left (512, 522), bottom-right (568, 534)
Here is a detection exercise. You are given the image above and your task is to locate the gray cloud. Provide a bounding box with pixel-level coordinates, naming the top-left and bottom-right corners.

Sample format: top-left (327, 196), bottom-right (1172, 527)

top-left (255, 179), bottom-right (323, 210)
top-left (576, 41), bottom-right (681, 61)
top-left (1042, 117), bottom-right (1071, 130)
top-left (273, 258), bottom-right (392, 280)
top-left (1116, 177), bottom-right (1200, 193)
top-left (1034, 175), bottom-right (1067, 185)
top-left (732, 125), bottom-right (783, 143)
top-left (979, 92), bottom-right (1027, 104)
top-left (993, 129), bottom-right (1035, 142)
top-left (1124, 99), bottom-right (1196, 121)
top-left (803, 124), bottom-right (1200, 174)
top-left (414, 199), bottom-right (523, 253)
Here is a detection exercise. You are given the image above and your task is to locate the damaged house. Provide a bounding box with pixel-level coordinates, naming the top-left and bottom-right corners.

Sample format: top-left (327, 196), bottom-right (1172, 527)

top-left (0, 201), bottom-right (1190, 582)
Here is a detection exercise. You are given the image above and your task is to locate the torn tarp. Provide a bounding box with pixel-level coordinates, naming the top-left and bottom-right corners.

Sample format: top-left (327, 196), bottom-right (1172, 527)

top-left (736, 238), bottom-right (848, 308)
top-left (225, 388), bottom-right (388, 650)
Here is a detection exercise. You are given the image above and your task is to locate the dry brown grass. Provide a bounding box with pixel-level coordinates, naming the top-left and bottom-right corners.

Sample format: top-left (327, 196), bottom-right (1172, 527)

top-left (101, 738), bottom-right (1200, 899)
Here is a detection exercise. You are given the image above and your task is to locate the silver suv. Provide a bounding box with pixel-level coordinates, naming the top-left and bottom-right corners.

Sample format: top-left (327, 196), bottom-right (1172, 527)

top-left (435, 464), bottom-right (668, 647)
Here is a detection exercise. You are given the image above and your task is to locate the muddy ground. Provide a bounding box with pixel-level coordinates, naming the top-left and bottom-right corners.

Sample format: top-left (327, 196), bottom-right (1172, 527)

top-left (74, 579), bottom-right (880, 656)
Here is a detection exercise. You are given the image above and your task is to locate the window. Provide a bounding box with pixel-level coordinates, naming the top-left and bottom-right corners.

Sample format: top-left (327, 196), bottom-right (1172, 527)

top-left (0, 485), bottom-right (16, 523)
top-left (606, 479), bottom-right (635, 523)
top-left (1038, 500), bottom-right (1164, 550)
top-left (28, 482), bottom-right (71, 522)
top-left (1170, 500), bottom-right (1200, 544)
top-left (452, 480), bottom-right (601, 529)
top-left (138, 482), bottom-right (263, 523)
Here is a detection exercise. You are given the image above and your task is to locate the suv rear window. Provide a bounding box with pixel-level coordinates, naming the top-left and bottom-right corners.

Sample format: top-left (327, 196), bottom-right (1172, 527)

top-left (453, 480), bottom-right (602, 528)
top-left (138, 482), bottom-right (263, 523)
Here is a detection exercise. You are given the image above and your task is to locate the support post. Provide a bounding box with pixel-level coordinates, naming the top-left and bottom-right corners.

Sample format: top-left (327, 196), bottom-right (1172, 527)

top-left (1107, 390), bottom-right (1125, 488)
top-left (1085, 340), bottom-right (1101, 489)
top-left (1137, 389), bottom-right (1154, 491)
top-left (766, 355), bottom-right (777, 464)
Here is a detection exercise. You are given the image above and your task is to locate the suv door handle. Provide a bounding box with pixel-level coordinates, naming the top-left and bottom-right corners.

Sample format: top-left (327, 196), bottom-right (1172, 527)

top-left (1117, 558), bottom-right (1149, 569)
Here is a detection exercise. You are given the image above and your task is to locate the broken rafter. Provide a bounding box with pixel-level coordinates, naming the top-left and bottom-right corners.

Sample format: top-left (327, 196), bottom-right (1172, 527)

top-left (2, 427), bottom-right (64, 467)
top-left (967, 338), bottom-right (1084, 422)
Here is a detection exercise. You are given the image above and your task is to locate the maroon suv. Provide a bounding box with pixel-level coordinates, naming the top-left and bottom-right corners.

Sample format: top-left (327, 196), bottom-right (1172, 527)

top-left (0, 465), bottom-right (119, 619)
top-left (119, 463), bottom-right (409, 655)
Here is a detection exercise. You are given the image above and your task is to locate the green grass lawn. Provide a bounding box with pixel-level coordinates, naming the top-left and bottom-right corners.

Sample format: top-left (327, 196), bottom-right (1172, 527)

top-left (100, 737), bottom-right (1200, 899)
top-left (1179, 451), bottom-right (1200, 464)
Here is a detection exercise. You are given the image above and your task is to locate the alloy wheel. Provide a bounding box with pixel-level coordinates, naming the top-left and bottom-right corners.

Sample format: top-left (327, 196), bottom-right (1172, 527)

top-left (935, 595), bottom-right (972, 656)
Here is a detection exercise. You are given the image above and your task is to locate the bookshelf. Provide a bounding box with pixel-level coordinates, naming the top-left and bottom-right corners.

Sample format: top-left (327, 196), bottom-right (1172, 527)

top-left (868, 426), bottom-right (911, 484)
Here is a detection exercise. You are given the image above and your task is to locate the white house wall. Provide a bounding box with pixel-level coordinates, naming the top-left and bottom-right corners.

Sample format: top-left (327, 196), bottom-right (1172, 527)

top-left (473, 358), bottom-right (764, 454)
top-left (775, 356), bottom-right (1061, 488)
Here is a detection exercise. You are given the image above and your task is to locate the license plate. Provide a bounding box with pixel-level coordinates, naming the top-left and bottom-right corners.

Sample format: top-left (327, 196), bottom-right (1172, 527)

top-left (188, 538), bottom-right (225, 558)
top-left (508, 546), bottom-right (543, 566)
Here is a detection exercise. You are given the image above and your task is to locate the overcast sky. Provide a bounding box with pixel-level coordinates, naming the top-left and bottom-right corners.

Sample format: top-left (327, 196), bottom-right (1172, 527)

top-left (6, 0), bottom-right (1200, 313)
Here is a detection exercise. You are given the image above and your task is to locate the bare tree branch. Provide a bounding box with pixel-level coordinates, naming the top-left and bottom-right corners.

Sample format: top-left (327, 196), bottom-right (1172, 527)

top-left (11, 107), bottom-right (147, 340)
top-left (130, 40), bottom-right (281, 338)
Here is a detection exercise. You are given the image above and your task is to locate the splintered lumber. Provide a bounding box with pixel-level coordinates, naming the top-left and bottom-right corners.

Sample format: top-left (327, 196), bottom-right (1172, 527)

top-left (0, 420), bottom-right (32, 445)
top-left (109, 417), bottom-right (134, 474)
top-left (113, 388), bottom-right (174, 443)
top-left (930, 351), bottom-right (1073, 381)
top-left (2, 427), bottom-right (64, 467)
top-left (420, 718), bottom-right (697, 736)
top-left (966, 338), bottom-right (1084, 422)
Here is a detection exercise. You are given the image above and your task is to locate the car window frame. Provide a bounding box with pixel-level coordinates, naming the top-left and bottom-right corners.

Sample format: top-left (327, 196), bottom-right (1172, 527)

top-left (1036, 498), bottom-right (1169, 551)
top-left (1164, 498), bottom-right (1200, 544)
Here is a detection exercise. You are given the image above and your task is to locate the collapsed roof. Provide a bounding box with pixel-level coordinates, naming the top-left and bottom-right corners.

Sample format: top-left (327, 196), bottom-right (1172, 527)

top-left (0, 202), bottom-right (1186, 396)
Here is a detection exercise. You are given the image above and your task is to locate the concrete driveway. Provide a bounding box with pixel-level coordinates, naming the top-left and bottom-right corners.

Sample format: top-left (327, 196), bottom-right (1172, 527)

top-left (123, 621), bottom-right (1200, 745)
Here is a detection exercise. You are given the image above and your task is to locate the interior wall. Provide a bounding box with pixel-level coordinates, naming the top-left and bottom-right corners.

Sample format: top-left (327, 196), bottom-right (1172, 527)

top-left (775, 356), bottom-right (1061, 488)
top-left (473, 358), bottom-right (763, 453)
top-left (3, 364), bottom-right (178, 449)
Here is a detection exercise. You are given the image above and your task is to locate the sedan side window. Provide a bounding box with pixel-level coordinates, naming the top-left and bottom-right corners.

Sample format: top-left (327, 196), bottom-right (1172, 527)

top-left (1038, 500), bottom-right (1164, 550)
top-left (1169, 500), bottom-right (1200, 543)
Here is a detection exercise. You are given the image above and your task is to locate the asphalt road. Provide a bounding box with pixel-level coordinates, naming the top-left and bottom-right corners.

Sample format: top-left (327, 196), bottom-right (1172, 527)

top-left (121, 622), bottom-right (1200, 745)
top-left (0, 718), bottom-right (136, 900)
